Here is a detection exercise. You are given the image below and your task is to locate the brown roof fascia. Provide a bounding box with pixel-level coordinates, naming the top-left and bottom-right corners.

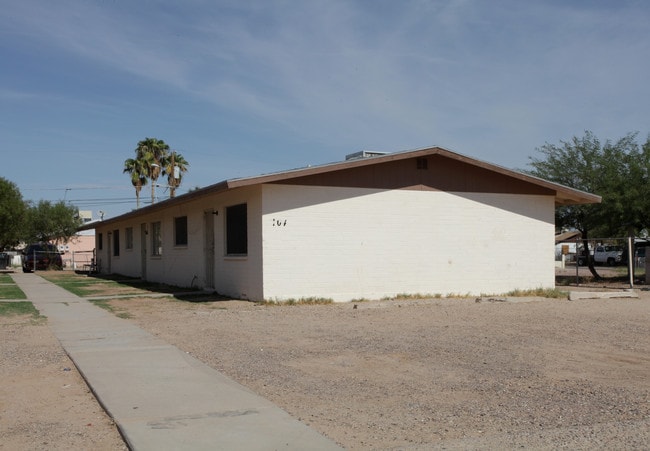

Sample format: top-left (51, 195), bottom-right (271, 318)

top-left (77, 180), bottom-right (232, 231)
top-left (78, 146), bottom-right (600, 231)
top-left (225, 145), bottom-right (601, 206)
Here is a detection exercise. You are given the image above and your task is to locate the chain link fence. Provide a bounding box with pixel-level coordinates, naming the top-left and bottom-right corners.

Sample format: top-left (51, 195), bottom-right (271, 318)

top-left (69, 250), bottom-right (96, 271)
top-left (555, 236), bottom-right (648, 287)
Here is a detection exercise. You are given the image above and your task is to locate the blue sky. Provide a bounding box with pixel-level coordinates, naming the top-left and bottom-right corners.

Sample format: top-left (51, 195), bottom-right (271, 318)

top-left (2, 0), bottom-right (649, 219)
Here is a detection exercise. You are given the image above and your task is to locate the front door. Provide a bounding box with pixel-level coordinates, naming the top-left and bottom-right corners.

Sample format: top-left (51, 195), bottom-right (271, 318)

top-left (140, 223), bottom-right (147, 280)
top-left (106, 232), bottom-right (112, 273)
top-left (204, 211), bottom-right (215, 289)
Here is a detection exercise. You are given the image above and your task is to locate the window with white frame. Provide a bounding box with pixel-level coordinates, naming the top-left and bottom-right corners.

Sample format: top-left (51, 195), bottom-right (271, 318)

top-left (151, 221), bottom-right (162, 256)
top-left (125, 227), bottom-right (133, 250)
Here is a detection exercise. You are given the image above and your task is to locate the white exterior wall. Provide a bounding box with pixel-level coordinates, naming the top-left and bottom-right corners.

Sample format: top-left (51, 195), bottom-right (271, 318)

top-left (93, 183), bottom-right (555, 303)
top-left (95, 205), bottom-right (200, 288)
top-left (261, 184), bottom-right (555, 302)
top-left (93, 186), bottom-right (264, 300)
top-left (211, 186), bottom-right (263, 301)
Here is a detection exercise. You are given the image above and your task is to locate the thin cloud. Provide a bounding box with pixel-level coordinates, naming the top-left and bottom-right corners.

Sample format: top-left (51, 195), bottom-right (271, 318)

top-left (2, 0), bottom-right (650, 216)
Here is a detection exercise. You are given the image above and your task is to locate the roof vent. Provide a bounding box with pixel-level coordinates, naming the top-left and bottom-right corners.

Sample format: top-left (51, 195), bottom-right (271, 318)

top-left (345, 150), bottom-right (389, 161)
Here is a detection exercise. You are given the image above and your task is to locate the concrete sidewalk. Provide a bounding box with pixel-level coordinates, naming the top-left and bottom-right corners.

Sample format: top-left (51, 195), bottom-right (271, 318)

top-left (11, 273), bottom-right (342, 450)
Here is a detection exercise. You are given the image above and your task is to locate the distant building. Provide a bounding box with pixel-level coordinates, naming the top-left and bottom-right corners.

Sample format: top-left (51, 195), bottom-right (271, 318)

top-left (58, 210), bottom-right (96, 269)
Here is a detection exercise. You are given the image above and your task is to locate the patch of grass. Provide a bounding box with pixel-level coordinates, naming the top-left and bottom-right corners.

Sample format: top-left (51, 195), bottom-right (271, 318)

top-left (54, 280), bottom-right (105, 296)
top-left (41, 272), bottom-right (197, 297)
top-left (0, 284), bottom-right (26, 299)
top-left (87, 294), bottom-right (174, 303)
top-left (262, 297), bottom-right (334, 305)
top-left (380, 293), bottom-right (426, 301)
top-left (88, 299), bottom-right (132, 319)
top-left (0, 301), bottom-right (45, 321)
top-left (40, 273), bottom-right (127, 296)
top-left (382, 292), bottom-right (469, 301)
top-left (89, 299), bottom-right (115, 312)
top-left (0, 273), bottom-right (14, 283)
top-left (372, 288), bottom-right (568, 302)
top-left (505, 287), bottom-right (568, 298)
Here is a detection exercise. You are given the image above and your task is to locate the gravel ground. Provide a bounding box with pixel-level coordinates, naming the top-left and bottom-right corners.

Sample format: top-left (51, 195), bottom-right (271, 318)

top-left (110, 289), bottom-right (650, 450)
top-left (3, 272), bottom-right (650, 450)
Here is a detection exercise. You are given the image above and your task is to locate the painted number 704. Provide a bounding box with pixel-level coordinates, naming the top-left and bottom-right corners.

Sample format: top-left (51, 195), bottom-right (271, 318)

top-left (272, 219), bottom-right (287, 227)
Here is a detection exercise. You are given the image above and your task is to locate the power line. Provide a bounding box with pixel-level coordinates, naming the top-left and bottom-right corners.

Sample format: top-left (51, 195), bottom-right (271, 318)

top-left (66, 197), bottom-right (135, 202)
top-left (22, 186), bottom-right (132, 191)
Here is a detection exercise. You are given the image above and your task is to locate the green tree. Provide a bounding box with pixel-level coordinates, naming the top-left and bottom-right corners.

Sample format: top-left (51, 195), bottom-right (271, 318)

top-left (0, 177), bottom-right (27, 249)
top-left (24, 200), bottom-right (83, 244)
top-left (527, 131), bottom-right (642, 278)
top-left (165, 151), bottom-right (189, 198)
top-left (134, 137), bottom-right (170, 205)
top-left (624, 136), bottom-right (650, 235)
top-left (123, 157), bottom-right (148, 209)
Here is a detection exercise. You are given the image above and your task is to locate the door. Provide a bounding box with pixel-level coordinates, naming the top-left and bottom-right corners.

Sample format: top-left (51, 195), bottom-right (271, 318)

top-left (204, 210), bottom-right (215, 289)
top-left (140, 223), bottom-right (147, 280)
top-left (106, 232), bottom-right (112, 273)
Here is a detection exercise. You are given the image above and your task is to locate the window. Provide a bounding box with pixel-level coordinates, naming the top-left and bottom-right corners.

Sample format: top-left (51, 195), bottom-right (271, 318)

top-left (174, 216), bottom-right (188, 246)
top-left (98, 233), bottom-right (103, 250)
top-left (113, 230), bottom-right (120, 256)
top-left (125, 227), bottom-right (133, 250)
top-left (152, 221), bottom-right (162, 256)
top-left (226, 203), bottom-right (247, 255)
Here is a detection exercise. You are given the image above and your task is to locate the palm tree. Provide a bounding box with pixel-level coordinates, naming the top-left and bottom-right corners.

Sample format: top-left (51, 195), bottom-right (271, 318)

top-left (135, 138), bottom-right (170, 204)
top-left (165, 151), bottom-right (189, 198)
top-left (123, 157), bottom-right (148, 209)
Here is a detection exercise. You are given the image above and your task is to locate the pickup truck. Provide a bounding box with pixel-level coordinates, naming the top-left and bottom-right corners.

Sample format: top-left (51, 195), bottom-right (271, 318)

top-left (577, 245), bottom-right (624, 266)
top-left (594, 245), bottom-right (624, 265)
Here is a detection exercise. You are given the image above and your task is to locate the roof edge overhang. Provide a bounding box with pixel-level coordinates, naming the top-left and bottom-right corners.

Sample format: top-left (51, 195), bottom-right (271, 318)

top-left (78, 145), bottom-right (601, 231)
top-left (77, 180), bottom-right (232, 231)
top-left (555, 230), bottom-right (582, 243)
top-left (226, 146), bottom-right (601, 204)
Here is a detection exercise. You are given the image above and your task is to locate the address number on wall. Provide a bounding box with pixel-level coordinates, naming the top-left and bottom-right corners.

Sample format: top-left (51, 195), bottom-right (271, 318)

top-left (272, 218), bottom-right (287, 227)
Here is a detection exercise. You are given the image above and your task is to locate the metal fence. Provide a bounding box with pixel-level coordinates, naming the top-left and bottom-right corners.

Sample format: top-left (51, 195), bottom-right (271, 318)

top-left (0, 253), bottom-right (9, 269)
top-left (68, 250), bottom-right (95, 271)
top-left (555, 236), bottom-right (648, 287)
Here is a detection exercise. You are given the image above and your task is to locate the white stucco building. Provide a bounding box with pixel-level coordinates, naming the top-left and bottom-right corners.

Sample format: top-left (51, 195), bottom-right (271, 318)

top-left (80, 147), bottom-right (600, 302)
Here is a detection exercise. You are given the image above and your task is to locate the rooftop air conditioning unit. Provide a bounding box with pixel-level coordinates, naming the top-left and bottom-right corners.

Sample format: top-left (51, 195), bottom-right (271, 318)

top-left (345, 150), bottom-right (389, 161)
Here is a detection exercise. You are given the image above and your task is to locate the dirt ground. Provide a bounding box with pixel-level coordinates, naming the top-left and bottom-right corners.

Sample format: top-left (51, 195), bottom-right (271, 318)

top-left (0, 314), bottom-right (127, 450)
top-left (2, 271), bottom-right (650, 450)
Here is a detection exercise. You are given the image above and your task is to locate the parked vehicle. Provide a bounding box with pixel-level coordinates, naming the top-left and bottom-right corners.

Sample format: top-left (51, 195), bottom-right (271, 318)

top-left (577, 245), bottom-right (624, 266)
top-left (22, 243), bottom-right (63, 272)
top-left (576, 247), bottom-right (592, 266)
top-left (593, 245), bottom-right (623, 266)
